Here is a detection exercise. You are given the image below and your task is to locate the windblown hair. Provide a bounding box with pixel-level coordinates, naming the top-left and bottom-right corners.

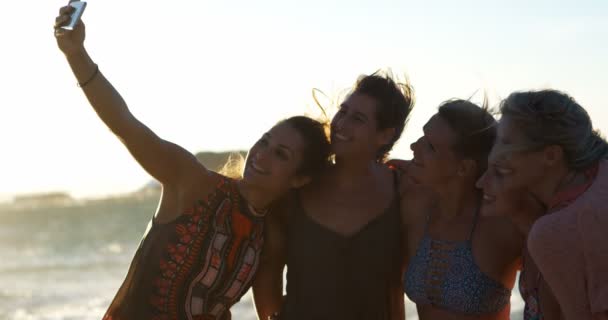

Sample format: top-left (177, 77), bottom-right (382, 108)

top-left (437, 98), bottom-right (497, 179)
top-left (352, 70), bottom-right (415, 162)
top-left (500, 90), bottom-right (608, 170)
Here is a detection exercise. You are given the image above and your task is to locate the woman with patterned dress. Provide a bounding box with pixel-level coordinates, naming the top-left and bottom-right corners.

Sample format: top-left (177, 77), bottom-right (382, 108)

top-left (395, 100), bottom-right (524, 320)
top-left (53, 5), bottom-right (331, 320)
top-left (485, 90), bottom-right (608, 320)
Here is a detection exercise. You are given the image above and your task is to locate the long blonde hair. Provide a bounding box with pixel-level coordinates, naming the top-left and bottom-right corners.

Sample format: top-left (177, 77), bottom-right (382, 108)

top-left (219, 152), bottom-right (246, 179)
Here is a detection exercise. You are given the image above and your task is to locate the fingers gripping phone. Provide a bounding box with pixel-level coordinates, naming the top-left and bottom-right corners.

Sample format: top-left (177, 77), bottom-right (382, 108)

top-left (61, 1), bottom-right (87, 30)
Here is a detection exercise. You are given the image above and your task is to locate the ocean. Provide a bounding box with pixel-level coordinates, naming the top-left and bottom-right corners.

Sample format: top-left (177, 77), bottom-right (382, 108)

top-left (0, 195), bottom-right (524, 320)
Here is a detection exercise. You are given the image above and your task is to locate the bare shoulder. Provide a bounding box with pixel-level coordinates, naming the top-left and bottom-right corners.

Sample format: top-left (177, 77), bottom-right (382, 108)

top-left (268, 190), bottom-right (298, 226)
top-left (155, 170), bottom-right (222, 224)
top-left (181, 170), bottom-right (224, 199)
top-left (398, 180), bottom-right (437, 226)
top-left (396, 177), bottom-right (437, 259)
top-left (481, 215), bottom-right (525, 246)
top-left (259, 191), bottom-right (297, 264)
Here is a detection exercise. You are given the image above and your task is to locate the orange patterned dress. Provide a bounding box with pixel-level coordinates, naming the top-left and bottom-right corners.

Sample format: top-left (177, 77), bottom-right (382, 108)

top-left (103, 176), bottom-right (265, 320)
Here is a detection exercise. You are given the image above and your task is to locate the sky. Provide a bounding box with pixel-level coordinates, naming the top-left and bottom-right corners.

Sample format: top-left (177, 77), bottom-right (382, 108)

top-left (0, 0), bottom-right (606, 199)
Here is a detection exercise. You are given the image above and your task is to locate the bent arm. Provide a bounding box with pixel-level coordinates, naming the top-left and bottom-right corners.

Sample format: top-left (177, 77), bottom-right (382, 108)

top-left (252, 203), bottom-right (288, 319)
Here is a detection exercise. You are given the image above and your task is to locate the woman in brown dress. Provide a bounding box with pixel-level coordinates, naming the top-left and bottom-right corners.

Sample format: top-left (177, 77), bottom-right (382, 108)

top-left (253, 72), bottom-right (414, 320)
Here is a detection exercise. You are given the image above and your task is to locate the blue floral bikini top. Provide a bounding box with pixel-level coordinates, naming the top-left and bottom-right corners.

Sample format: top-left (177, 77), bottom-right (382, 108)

top-left (403, 207), bottom-right (511, 315)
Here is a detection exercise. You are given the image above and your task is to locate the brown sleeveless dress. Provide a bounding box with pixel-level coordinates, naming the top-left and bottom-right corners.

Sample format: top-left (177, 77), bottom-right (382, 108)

top-left (102, 177), bottom-right (265, 320)
top-left (281, 174), bottom-right (405, 320)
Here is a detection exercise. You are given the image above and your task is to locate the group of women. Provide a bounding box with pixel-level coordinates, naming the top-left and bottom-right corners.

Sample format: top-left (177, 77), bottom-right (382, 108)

top-left (54, 3), bottom-right (606, 320)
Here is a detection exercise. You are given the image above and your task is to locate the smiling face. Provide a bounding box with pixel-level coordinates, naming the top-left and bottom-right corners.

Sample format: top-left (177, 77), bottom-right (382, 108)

top-left (479, 117), bottom-right (541, 215)
top-left (476, 160), bottom-right (527, 216)
top-left (243, 122), bottom-right (308, 194)
top-left (487, 115), bottom-right (549, 193)
top-left (330, 93), bottom-right (392, 161)
top-left (408, 114), bottom-right (462, 187)
top-left (476, 159), bottom-right (546, 233)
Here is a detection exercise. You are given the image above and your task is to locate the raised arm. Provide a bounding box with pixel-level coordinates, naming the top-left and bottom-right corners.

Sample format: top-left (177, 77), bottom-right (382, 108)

top-left (54, 4), bottom-right (208, 187)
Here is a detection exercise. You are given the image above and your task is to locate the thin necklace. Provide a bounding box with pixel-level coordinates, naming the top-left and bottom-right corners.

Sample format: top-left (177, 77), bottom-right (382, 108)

top-left (237, 180), bottom-right (269, 217)
top-left (247, 202), bottom-right (269, 217)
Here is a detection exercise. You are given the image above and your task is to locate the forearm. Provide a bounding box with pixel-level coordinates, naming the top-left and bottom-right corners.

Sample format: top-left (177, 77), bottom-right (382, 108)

top-left (252, 274), bottom-right (283, 320)
top-left (53, 5), bottom-right (206, 186)
top-left (65, 49), bottom-right (136, 137)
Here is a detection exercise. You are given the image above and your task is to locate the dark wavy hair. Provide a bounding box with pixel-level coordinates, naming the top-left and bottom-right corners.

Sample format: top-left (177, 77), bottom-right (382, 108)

top-left (352, 70), bottom-right (415, 162)
top-left (280, 116), bottom-right (332, 177)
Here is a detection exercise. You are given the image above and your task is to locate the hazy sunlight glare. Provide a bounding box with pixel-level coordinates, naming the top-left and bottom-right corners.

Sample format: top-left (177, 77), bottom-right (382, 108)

top-left (1, 0), bottom-right (606, 199)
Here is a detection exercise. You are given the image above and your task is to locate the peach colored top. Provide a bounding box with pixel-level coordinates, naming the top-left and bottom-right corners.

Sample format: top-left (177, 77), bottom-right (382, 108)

top-left (528, 160), bottom-right (608, 320)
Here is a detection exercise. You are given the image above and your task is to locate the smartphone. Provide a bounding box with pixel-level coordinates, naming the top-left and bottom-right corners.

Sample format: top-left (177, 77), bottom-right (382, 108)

top-left (61, 1), bottom-right (87, 30)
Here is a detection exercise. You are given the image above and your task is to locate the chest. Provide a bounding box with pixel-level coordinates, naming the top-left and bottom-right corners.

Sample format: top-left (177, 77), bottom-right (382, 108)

top-left (302, 186), bottom-right (395, 237)
top-left (149, 197), bottom-right (266, 318)
top-left (287, 201), bottom-right (403, 281)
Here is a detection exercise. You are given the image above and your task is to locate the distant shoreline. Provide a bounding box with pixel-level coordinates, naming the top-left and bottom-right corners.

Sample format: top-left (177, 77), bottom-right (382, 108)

top-left (0, 150), bottom-right (246, 209)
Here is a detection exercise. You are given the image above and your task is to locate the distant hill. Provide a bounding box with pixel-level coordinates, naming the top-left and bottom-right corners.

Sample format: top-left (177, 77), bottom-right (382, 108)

top-left (1, 151), bottom-right (249, 210)
top-left (194, 151), bottom-right (247, 172)
top-left (131, 150), bottom-right (247, 198)
top-left (11, 192), bottom-right (75, 208)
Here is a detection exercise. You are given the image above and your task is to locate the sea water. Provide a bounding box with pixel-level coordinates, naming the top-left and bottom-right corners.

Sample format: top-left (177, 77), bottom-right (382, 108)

top-left (0, 196), bottom-right (523, 320)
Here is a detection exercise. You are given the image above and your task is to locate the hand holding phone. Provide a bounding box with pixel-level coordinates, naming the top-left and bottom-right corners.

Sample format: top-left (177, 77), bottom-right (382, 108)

top-left (55, 1), bottom-right (88, 56)
top-left (61, 1), bottom-right (87, 30)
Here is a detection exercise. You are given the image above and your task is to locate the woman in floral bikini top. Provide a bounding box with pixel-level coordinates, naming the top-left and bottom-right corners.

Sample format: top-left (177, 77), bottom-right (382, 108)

top-left (54, 5), bottom-right (332, 319)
